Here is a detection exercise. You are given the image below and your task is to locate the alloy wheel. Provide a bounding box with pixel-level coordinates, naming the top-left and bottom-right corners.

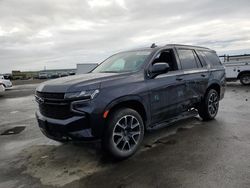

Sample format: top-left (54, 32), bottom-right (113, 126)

top-left (208, 91), bottom-right (219, 117)
top-left (112, 115), bottom-right (141, 152)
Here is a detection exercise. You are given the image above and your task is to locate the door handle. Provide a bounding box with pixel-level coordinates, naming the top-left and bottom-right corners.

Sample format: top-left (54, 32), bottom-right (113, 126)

top-left (176, 77), bottom-right (183, 81)
top-left (201, 74), bottom-right (206, 77)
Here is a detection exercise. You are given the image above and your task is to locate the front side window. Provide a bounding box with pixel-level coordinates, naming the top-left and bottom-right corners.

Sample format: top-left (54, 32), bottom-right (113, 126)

top-left (178, 49), bottom-right (199, 70)
top-left (92, 51), bottom-right (152, 73)
top-left (152, 49), bottom-right (178, 71)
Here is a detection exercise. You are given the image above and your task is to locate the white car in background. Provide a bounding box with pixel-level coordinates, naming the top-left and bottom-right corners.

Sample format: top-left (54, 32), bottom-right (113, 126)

top-left (0, 83), bottom-right (5, 95)
top-left (0, 75), bottom-right (12, 88)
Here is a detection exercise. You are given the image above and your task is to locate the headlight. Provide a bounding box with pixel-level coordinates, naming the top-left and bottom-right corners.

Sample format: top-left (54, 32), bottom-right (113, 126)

top-left (64, 89), bottom-right (99, 100)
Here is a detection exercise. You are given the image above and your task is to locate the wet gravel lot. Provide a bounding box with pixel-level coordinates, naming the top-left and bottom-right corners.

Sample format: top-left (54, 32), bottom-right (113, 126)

top-left (0, 82), bottom-right (249, 188)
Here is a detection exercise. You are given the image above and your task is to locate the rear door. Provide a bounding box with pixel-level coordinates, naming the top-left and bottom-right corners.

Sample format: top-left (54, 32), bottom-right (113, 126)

top-left (176, 48), bottom-right (209, 108)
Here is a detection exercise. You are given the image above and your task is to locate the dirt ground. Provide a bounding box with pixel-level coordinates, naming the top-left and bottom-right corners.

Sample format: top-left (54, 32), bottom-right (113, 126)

top-left (0, 82), bottom-right (249, 188)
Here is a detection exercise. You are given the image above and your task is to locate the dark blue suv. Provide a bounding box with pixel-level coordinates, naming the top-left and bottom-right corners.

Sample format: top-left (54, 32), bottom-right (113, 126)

top-left (35, 44), bottom-right (226, 159)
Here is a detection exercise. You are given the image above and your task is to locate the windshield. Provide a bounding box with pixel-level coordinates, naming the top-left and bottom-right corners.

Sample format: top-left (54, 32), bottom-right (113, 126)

top-left (92, 50), bottom-right (152, 73)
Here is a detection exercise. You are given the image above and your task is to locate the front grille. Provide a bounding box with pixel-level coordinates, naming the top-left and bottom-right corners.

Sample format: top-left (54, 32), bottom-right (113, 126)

top-left (39, 102), bottom-right (73, 119)
top-left (36, 91), bottom-right (65, 100)
top-left (36, 92), bottom-right (73, 119)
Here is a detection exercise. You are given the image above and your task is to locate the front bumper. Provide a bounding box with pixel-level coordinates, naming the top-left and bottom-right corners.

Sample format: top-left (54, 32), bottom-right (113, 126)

top-left (36, 111), bottom-right (98, 141)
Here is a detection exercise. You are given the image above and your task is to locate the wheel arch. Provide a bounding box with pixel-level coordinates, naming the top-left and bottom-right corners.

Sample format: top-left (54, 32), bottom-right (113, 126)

top-left (104, 96), bottom-right (149, 126)
top-left (206, 82), bottom-right (221, 98)
top-left (237, 71), bottom-right (250, 79)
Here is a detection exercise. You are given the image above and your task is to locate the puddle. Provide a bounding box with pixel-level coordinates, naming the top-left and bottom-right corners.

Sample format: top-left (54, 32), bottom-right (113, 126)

top-left (1, 126), bottom-right (26, 135)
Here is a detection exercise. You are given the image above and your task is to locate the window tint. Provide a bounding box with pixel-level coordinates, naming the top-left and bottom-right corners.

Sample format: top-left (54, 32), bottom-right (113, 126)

top-left (193, 51), bottom-right (202, 67)
top-left (202, 51), bottom-right (221, 67)
top-left (196, 51), bottom-right (207, 67)
top-left (152, 50), bottom-right (178, 71)
top-left (178, 49), bottom-right (198, 70)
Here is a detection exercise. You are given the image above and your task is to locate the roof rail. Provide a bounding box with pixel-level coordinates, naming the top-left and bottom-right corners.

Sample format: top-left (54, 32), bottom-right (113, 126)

top-left (164, 44), bottom-right (210, 50)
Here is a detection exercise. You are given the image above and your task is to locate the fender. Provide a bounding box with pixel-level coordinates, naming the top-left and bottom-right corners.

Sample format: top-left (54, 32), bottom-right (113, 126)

top-left (104, 95), bottom-right (151, 126)
top-left (206, 79), bottom-right (225, 100)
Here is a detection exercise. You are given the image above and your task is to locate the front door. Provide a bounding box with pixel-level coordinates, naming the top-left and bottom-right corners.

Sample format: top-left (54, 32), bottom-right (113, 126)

top-left (146, 49), bottom-right (187, 125)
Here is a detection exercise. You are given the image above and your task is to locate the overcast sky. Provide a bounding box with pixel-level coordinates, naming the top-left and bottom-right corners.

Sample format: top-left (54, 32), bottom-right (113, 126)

top-left (1, 0), bottom-right (250, 73)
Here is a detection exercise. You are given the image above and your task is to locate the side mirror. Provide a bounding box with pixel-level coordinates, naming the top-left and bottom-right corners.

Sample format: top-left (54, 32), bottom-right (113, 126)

top-left (149, 62), bottom-right (170, 78)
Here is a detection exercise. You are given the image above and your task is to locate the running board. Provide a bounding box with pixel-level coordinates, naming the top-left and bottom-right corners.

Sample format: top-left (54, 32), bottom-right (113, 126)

top-left (147, 109), bottom-right (198, 131)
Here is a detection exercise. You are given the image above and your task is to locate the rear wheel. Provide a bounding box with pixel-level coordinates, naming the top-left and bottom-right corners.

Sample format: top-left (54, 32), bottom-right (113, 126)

top-left (198, 89), bottom-right (219, 121)
top-left (240, 74), bottom-right (250, 85)
top-left (102, 108), bottom-right (144, 159)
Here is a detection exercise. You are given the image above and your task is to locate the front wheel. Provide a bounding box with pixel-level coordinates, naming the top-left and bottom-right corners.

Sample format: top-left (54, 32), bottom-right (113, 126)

top-left (198, 89), bottom-right (219, 121)
top-left (240, 74), bottom-right (250, 85)
top-left (102, 108), bottom-right (144, 160)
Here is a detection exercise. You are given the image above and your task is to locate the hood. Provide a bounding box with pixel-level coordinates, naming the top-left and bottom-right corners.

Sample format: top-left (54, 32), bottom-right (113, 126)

top-left (36, 72), bottom-right (130, 93)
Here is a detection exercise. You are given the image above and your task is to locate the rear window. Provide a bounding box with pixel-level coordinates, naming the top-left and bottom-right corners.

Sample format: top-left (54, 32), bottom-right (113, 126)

top-left (200, 51), bottom-right (221, 67)
top-left (177, 49), bottom-right (199, 70)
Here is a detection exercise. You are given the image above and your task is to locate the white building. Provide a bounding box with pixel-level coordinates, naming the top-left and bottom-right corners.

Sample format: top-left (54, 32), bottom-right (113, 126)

top-left (76, 63), bottom-right (98, 74)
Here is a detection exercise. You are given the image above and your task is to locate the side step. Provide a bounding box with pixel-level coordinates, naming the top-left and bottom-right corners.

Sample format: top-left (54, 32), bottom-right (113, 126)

top-left (147, 109), bottom-right (198, 131)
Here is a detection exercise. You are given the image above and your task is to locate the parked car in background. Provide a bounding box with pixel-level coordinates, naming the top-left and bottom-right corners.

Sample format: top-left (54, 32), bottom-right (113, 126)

top-left (60, 72), bottom-right (69, 77)
top-left (35, 44), bottom-right (225, 159)
top-left (50, 73), bottom-right (60, 79)
top-left (0, 83), bottom-right (5, 95)
top-left (0, 75), bottom-right (12, 88)
top-left (38, 72), bottom-right (48, 79)
top-left (69, 71), bottom-right (76, 76)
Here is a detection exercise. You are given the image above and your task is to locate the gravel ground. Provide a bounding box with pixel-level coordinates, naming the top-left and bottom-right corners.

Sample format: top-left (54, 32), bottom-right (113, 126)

top-left (0, 82), bottom-right (249, 188)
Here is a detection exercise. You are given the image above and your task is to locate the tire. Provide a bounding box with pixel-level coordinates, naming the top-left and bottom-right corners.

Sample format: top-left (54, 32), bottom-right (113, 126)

top-left (240, 74), bottom-right (250, 85)
top-left (102, 108), bottom-right (144, 160)
top-left (198, 89), bottom-right (219, 121)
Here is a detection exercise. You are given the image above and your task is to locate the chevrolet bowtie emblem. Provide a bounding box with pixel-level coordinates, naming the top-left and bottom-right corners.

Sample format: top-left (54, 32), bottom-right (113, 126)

top-left (36, 96), bottom-right (45, 104)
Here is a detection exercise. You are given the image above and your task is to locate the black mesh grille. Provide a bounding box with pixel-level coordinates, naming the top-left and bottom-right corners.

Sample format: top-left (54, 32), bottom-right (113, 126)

top-left (39, 102), bottom-right (73, 119)
top-left (36, 92), bottom-right (74, 119)
top-left (36, 91), bottom-right (65, 100)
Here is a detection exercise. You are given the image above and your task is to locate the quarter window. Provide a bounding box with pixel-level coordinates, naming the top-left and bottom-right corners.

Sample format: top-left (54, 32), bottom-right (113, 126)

top-left (178, 49), bottom-right (199, 70)
top-left (202, 51), bottom-right (222, 67)
top-left (196, 51), bottom-right (207, 67)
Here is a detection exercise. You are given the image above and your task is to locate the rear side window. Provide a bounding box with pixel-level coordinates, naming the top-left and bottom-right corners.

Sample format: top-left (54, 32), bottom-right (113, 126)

top-left (201, 51), bottom-right (221, 67)
top-left (177, 49), bottom-right (199, 70)
top-left (196, 51), bottom-right (207, 67)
